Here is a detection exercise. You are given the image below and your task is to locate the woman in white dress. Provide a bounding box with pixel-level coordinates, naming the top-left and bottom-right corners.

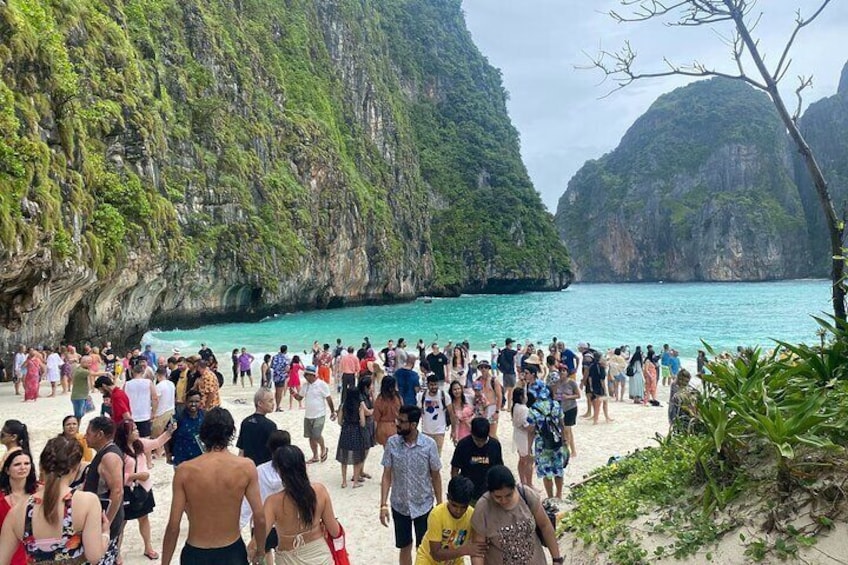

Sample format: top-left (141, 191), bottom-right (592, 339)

top-left (511, 388), bottom-right (534, 487)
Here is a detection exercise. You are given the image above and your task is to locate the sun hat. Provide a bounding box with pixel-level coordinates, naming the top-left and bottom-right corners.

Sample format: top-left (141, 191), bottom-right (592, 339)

top-left (524, 354), bottom-right (543, 366)
top-left (477, 359), bottom-right (491, 368)
top-left (304, 365), bottom-right (317, 374)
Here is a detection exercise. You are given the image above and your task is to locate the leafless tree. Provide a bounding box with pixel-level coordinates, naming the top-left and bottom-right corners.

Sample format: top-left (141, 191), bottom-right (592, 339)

top-left (588, 0), bottom-right (846, 321)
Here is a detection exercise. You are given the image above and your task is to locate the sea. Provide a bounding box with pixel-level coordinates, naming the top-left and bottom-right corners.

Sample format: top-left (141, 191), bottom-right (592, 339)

top-left (145, 280), bottom-right (833, 363)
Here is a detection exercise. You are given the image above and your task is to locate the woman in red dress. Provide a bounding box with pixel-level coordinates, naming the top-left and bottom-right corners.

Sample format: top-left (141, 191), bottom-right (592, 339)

top-left (22, 349), bottom-right (43, 402)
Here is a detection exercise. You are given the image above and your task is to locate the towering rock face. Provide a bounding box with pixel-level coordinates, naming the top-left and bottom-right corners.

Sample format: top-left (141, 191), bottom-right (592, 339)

top-left (0, 0), bottom-right (571, 351)
top-left (555, 78), bottom-right (810, 282)
top-left (796, 62), bottom-right (848, 273)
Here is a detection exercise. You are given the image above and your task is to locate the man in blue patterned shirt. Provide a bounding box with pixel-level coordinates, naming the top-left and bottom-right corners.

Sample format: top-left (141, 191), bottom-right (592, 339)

top-left (380, 404), bottom-right (443, 565)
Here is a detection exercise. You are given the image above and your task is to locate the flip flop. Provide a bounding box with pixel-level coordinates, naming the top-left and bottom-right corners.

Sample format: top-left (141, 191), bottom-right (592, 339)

top-left (320, 449), bottom-right (328, 462)
top-left (144, 551), bottom-right (159, 560)
top-left (306, 457), bottom-right (320, 464)
top-left (360, 472), bottom-right (372, 479)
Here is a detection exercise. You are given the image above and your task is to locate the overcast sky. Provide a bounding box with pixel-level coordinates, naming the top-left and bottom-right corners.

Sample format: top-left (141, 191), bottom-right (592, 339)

top-left (462, 1), bottom-right (848, 211)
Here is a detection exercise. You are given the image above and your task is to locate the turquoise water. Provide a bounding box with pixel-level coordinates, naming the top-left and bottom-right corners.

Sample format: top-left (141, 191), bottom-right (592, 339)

top-left (146, 280), bottom-right (832, 359)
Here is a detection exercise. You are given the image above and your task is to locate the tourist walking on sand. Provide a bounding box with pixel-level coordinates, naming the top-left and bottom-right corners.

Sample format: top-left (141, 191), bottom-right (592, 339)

top-left (237, 389), bottom-right (278, 467)
top-left (83, 416), bottom-right (126, 564)
top-left (0, 420), bottom-right (30, 467)
top-left (447, 380), bottom-right (473, 445)
top-left (240, 430), bottom-right (291, 565)
top-left (71, 356), bottom-right (108, 420)
top-left (230, 349), bottom-right (240, 387)
top-left (288, 355), bottom-right (303, 410)
top-left (380, 405), bottom-right (443, 565)
top-left (171, 390), bottom-right (205, 466)
top-left (336, 377), bottom-right (373, 488)
top-left (415, 476), bottom-right (485, 565)
top-left (338, 346), bottom-right (359, 401)
top-left (0, 449), bottom-right (38, 565)
top-left (22, 348), bottom-right (44, 402)
top-left (125, 363), bottom-right (158, 438)
top-left (587, 351), bottom-right (613, 424)
top-left (425, 344), bottom-right (449, 390)
top-left (11, 345), bottom-right (25, 396)
top-left (192, 360), bottom-right (220, 411)
top-left (373, 375), bottom-right (402, 446)
top-left (627, 346), bottom-right (646, 403)
top-left (317, 344), bottom-right (333, 385)
top-left (475, 360), bottom-right (502, 438)
top-left (263, 445), bottom-right (340, 565)
top-left (161, 407), bottom-right (266, 565)
top-left (94, 375), bottom-right (132, 423)
top-left (45, 347), bottom-right (62, 398)
top-left (270, 345), bottom-right (291, 412)
top-left (260, 354), bottom-right (272, 389)
top-left (115, 419), bottom-right (175, 561)
top-left (151, 367), bottom-right (176, 448)
top-left (394, 355), bottom-right (419, 407)
top-left (60, 415), bottom-right (94, 462)
top-left (292, 366), bottom-right (336, 464)
top-left (417, 374), bottom-right (449, 456)
top-left (381, 339), bottom-right (398, 377)
top-left (510, 388), bottom-right (534, 486)
top-left (526, 381), bottom-right (567, 500)
top-left (643, 355), bottom-right (659, 405)
top-left (451, 417), bottom-right (504, 504)
top-left (496, 339), bottom-right (518, 410)
top-left (238, 347), bottom-right (255, 388)
top-left (0, 436), bottom-right (109, 565)
top-left (469, 465), bottom-right (563, 565)
top-left (549, 367), bottom-right (580, 458)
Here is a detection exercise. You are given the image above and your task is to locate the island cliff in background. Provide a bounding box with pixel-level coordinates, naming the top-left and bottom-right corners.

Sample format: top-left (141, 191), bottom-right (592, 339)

top-left (556, 73), bottom-right (847, 283)
top-left (0, 0), bottom-right (571, 352)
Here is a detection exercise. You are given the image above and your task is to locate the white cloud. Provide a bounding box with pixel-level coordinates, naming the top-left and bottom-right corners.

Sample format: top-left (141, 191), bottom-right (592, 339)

top-left (462, 0), bottom-right (848, 209)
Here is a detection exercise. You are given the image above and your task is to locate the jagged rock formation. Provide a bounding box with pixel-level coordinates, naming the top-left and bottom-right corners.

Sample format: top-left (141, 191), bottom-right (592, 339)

top-left (555, 78), bottom-right (811, 282)
top-left (796, 62), bottom-right (848, 274)
top-left (0, 0), bottom-right (571, 351)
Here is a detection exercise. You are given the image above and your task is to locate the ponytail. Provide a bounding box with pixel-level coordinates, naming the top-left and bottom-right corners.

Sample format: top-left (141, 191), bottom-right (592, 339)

top-left (39, 436), bottom-right (82, 525)
top-left (2, 419), bottom-right (30, 455)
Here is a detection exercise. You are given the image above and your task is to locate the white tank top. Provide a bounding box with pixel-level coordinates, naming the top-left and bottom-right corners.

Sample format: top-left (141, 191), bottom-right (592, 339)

top-left (125, 378), bottom-right (153, 421)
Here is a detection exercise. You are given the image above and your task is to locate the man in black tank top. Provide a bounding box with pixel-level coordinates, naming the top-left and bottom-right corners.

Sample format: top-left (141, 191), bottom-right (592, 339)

top-left (84, 416), bottom-right (125, 564)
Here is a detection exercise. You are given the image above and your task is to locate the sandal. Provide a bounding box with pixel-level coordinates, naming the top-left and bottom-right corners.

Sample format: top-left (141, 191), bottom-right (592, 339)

top-left (306, 457), bottom-right (320, 464)
top-left (144, 551), bottom-right (159, 560)
top-left (352, 482), bottom-right (363, 489)
top-left (360, 472), bottom-right (372, 479)
top-left (320, 449), bottom-right (328, 462)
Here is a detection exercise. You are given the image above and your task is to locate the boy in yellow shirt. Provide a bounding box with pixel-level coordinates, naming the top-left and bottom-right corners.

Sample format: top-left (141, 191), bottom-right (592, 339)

top-left (416, 476), bottom-right (486, 564)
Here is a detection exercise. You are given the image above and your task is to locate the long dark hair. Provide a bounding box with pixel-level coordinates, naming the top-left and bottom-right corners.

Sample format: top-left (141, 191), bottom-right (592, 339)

top-left (629, 346), bottom-right (643, 367)
top-left (2, 420), bottom-right (30, 455)
top-left (511, 387), bottom-right (525, 417)
top-left (40, 436), bottom-right (82, 525)
top-left (115, 420), bottom-right (144, 459)
top-left (449, 380), bottom-right (466, 406)
top-left (378, 376), bottom-right (398, 402)
top-left (0, 449), bottom-right (38, 495)
top-left (273, 445), bottom-right (316, 525)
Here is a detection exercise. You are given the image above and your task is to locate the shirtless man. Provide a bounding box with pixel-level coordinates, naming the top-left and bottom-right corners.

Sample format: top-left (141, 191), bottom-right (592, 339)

top-left (162, 407), bottom-right (266, 565)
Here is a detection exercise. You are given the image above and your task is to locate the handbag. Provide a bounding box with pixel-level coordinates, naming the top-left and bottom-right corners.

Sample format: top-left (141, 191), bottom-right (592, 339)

top-left (84, 395), bottom-right (96, 414)
top-left (123, 458), bottom-right (148, 512)
top-left (324, 521), bottom-right (351, 565)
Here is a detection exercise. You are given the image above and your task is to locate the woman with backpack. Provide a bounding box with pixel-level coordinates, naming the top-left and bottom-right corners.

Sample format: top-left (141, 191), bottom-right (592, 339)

top-left (525, 380), bottom-right (567, 500)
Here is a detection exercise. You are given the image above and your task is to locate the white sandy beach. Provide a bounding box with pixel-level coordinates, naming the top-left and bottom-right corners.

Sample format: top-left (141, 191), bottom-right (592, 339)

top-left (0, 375), bottom-right (671, 564)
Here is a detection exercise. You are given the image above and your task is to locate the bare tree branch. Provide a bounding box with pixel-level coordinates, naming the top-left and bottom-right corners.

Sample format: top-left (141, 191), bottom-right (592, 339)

top-left (793, 75), bottom-right (814, 123)
top-left (774, 0), bottom-right (832, 81)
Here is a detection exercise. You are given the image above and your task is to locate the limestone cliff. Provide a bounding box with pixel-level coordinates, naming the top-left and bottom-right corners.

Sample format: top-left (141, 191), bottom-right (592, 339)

top-left (555, 78), bottom-right (810, 282)
top-left (796, 62), bottom-right (848, 274)
top-left (0, 0), bottom-right (571, 352)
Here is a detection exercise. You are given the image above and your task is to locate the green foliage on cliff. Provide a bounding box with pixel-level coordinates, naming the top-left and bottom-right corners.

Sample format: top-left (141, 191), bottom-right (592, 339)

top-left (1, 0), bottom-right (569, 295)
top-left (556, 78), bottom-right (808, 281)
top-left (380, 0), bottom-right (570, 290)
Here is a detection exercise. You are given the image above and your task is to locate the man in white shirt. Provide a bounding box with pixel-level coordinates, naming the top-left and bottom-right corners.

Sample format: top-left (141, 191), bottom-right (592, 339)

top-left (292, 366), bottom-right (336, 463)
top-left (13, 344), bottom-right (26, 396)
top-left (151, 366), bottom-right (176, 448)
top-left (45, 346), bottom-right (63, 397)
top-left (416, 374), bottom-right (449, 455)
top-left (125, 363), bottom-right (158, 438)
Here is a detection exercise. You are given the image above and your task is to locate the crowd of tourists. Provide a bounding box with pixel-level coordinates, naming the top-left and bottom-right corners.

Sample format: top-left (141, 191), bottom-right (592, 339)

top-left (0, 336), bottom-right (704, 565)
